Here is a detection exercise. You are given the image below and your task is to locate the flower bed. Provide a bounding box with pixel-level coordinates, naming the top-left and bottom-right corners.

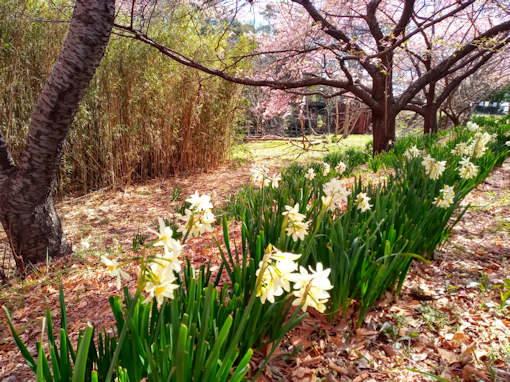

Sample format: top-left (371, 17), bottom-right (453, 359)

top-left (6, 117), bottom-right (510, 381)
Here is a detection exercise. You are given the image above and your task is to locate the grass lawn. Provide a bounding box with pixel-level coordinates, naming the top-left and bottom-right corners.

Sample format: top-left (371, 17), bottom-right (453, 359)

top-left (231, 134), bottom-right (372, 167)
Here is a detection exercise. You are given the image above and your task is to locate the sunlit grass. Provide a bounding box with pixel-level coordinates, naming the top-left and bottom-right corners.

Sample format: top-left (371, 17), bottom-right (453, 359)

top-left (232, 134), bottom-right (372, 167)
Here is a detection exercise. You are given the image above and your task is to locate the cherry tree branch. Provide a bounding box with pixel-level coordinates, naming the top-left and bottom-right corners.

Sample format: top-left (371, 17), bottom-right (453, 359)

top-left (113, 22), bottom-right (380, 109)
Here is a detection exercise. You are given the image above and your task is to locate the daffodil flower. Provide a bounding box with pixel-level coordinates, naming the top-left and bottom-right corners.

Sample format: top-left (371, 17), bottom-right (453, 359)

top-left (433, 184), bottom-right (455, 208)
top-left (335, 161), bottom-right (347, 175)
top-left (148, 217), bottom-right (175, 248)
top-left (186, 191), bottom-right (213, 211)
top-left (101, 255), bottom-right (131, 290)
top-left (457, 157), bottom-right (478, 179)
top-left (305, 168), bottom-right (316, 180)
top-left (355, 192), bottom-right (372, 212)
top-left (322, 162), bottom-right (330, 176)
top-left (290, 263), bottom-right (333, 313)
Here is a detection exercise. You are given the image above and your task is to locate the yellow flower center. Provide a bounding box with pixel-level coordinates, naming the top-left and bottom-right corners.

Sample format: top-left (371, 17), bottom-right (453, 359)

top-left (155, 285), bottom-right (166, 295)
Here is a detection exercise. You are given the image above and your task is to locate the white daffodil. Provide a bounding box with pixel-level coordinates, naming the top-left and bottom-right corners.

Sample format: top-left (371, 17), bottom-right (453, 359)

top-left (282, 203), bottom-right (305, 222)
top-left (186, 191), bottom-right (213, 211)
top-left (282, 204), bottom-right (310, 241)
top-left (433, 184), bottom-right (455, 209)
top-left (321, 195), bottom-right (332, 209)
top-left (250, 166), bottom-right (270, 188)
top-left (148, 217), bottom-right (175, 248)
top-left (471, 132), bottom-right (492, 158)
top-left (506, 140), bottom-right (510, 147)
top-left (466, 121), bottom-right (480, 132)
top-left (322, 162), bottom-right (331, 176)
top-left (286, 219), bottom-right (310, 241)
top-left (323, 178), bottom-right (350, 211)
top-left (256, 246), bottom-right (301, 304)
top-left (457, 157), bottom-right (478, 180)
top-left (264, 246), bottom-right (302, 264)
top-left (305, 168), bottom-right (316, 180)
top-left (422, 155), bottom-right (446, 180)
top-left (144, 269), bottom-right (179, 307)
top-left (335, 161), bottom-right (347, 175)
top-left (101, 256), bottom-right (130, 290)
top-left (404, 145), bottom-right (421, 159)
top-left (451, 142), bottom-right (472, 157)
top-left (290, 263), bottom-right (333, 313)
top-left (355, 192), bottom-right (372, 212)
top-left (176, 193), bottom-right (216, 237)
top-left (270, 174), bottom-right (281, 188)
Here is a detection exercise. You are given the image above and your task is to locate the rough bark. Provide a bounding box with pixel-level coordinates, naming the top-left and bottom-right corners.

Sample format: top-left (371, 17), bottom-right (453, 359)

top-left (0, 0), bottom-right (114, 269)
top-left (371, 66), bottom-right (396, 154)
top-left (423, 104), bottom-right (439, 134)
top-left (372, 110), bottom-right (396, 154)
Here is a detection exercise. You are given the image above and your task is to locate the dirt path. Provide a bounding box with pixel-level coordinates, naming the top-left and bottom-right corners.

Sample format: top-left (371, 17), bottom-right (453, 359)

top-left (0, 159), bottom-right (508, 381)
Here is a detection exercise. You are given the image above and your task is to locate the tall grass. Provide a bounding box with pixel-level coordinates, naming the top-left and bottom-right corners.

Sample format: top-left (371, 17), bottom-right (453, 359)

top-left (0, 0), bottom-right (252, 195)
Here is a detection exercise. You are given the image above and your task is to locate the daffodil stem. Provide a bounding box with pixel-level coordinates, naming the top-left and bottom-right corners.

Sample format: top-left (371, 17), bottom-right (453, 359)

top-left (105, 267), bottom-right (146, 382)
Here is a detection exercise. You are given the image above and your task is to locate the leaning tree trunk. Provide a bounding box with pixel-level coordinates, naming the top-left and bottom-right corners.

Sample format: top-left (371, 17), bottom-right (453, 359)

top-left (0, 0), bottom-right (114, 270)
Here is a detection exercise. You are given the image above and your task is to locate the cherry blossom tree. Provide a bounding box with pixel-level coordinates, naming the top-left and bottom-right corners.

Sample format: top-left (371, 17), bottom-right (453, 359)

top-left (439, 61), bottom-right (510, 127)
top-left (116, 0), bottom-right (510, 153)
top-left (397, 3), bottom-right (510, 133)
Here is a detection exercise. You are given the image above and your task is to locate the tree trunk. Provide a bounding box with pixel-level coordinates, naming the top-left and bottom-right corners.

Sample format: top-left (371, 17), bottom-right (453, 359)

top-left (0, 0), bottom-right (114, 270)
top-left (423, 106), bottom-right (439, 134)
top-left (371, 58), bottom-right (396, 155)
top-left (371, 109), bottom-right (396, 154)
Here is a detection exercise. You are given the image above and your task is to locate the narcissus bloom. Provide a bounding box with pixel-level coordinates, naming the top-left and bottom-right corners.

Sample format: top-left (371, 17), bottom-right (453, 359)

top-left (101, 256), bottom-right (131, 290)
top-left (323, 178), bottom-right (350, 211)
top-left (286, 219), bottom-right (310, 241)
top-left (305, 168), bottom-right (316, 180)
top-left (433, 184), bottom-right (455, 209)
top-left (355, 192), bottom-right (372, 212)
top-left (471, 132), bottom-right (492, 158)
top-left (322, 162), bottom-right (331, 176)
top-left (256, 246), bottom-right (301, 304)
top-left (176, 192), bottom-right (216, 237)
top-left (250, 166), bottom-right (271, 188)
top-left (144, 269), bottom-right (179, 307)
top-left (186, 191), bottom-right (213, 211)
top-left (335, 161), bottom-right (347, 175)
top-left (451, 142), bottom-right (471, 157)
top-left (283, 203), bottom-right (310, 241)
top-left (270, 174), bottom-right (281, 188)
top-left (422, 155), bottom-right (446, 180)
top-left (466, 121), bottom-right (480, 132)
top-left (290, 263), bottom-right (333, 313)
top-left (282, 203), bottom-right (305, 222)
top-left (404, 145), bottom-right (422, 159)
top-left (148, 217), bottom-right (175, 249)
top-left (250, 166), bottom-right (280, 188)
top-left (457, 157), bottom-right (478, 180)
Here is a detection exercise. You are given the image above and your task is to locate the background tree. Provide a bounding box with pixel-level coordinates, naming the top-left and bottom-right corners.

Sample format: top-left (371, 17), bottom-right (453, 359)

top-left (398, 4), bottom-right (510, 133)
top-left (115, 0), bottom-right (510, 153)
top-left (440, 63), bottom-right (510, 126)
